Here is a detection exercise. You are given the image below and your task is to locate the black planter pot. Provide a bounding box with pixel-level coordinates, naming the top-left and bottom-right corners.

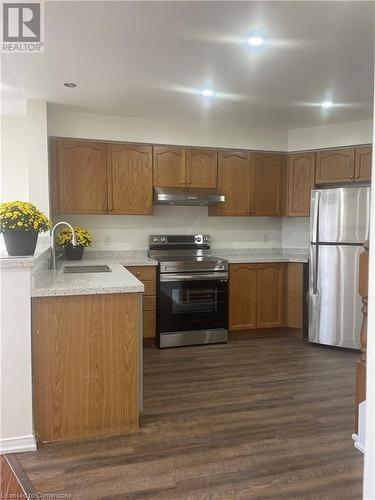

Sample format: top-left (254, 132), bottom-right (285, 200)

top-left (3, 230), bottom-right (38, 256)
top-left (64, 244), bottom-right (84, 261)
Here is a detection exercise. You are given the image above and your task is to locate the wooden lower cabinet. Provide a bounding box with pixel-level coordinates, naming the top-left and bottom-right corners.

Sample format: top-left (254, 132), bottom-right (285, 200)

top-left (229, 264), bottom-right (258, 330)
top-left (32, 293), bottom-right (141, 443)
top-left (229, 263), bottom-right (285, 330)
top-left (229, 262), bottom-right (303, 331)
top-left (257, 264), bottom-right (285, 328)
top-left (126, 266), bottom-right (156, 338)
top-left (285, 263), bottom-right (304, 329)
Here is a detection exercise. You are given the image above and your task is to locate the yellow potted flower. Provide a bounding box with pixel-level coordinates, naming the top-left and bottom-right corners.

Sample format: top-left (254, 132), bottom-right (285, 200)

top-left (57, 226), bottom-right (92, 260)
top-left (0, 201), bottom-right (52, 256)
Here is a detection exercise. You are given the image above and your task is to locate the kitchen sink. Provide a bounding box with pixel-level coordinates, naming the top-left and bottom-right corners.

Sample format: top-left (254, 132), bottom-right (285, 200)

top-left (63, 265), bottom-right (111, 274)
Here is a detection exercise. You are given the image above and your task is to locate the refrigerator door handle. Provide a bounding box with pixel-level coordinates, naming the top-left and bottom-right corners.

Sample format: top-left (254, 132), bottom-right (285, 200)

top-left (311, 191), bottom-right (320, 244)
top-left (312, 245), bottom-right (319, 295)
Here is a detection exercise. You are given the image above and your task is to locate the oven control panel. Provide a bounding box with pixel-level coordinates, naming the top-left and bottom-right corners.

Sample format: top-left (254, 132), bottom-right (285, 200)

top-left (149, 234), bottom-right (211, 246)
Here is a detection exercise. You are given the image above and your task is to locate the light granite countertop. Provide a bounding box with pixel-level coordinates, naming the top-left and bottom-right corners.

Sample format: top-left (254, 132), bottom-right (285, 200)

top-left (214, 248), bottom-right (309, 264)
top-left (0, 237), bottom-right (51, 269)
top-left (30, 247), bottom-right (308, 298)
top-left (32, 261), bottom-right (145, 297)
top-left (31, 250), bottom-right (157, 297)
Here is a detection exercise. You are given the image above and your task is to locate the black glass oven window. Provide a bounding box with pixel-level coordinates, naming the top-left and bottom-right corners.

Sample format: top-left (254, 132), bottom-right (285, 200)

top-left (171, 287), bottom-right (217, 314)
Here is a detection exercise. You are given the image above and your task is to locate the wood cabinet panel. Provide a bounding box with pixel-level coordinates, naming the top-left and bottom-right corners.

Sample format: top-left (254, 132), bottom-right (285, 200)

top-left (143, 295), bottom-right (156, 311)
top-left (153, 146), bottom-right (186, 187)
top-left (315, 148), bottom-right (355, 185)
top-left (126, 266), bottom-right (156, 282)
top-left (107, 143), bottom-right (153, 214)
top-left (285, 263), bottom-right (304, 329)
top-left (286, 152), bottom-right (315, 216)
top-left (355, 146), bottom-right (372, 182)
top-left (143, 281), bottom-right (156, 296)
top-left (257, 264), bottom-right (285, 328)
top-left (126, 266), bottom-right (156, 337)
top-left (252, 153), bottom-right (284, 216)
top-left (57, 140), bottom-right (108, 214)
top-left (143, 310), bottom-right (156, 338)
top-left (32, 294), bottom-right (140, 442)
top-left (210, 151), bottom-right (251, 216)
top-left (186, 148), bottom-right (218, 188)
top-left (229, 264), bottom-right (258, 330)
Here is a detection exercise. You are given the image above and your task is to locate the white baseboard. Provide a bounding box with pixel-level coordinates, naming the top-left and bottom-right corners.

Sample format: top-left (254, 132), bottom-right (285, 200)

top-left (352, 433), bottom-right (366, 453)
top-left (0, 435), bottom-right (37, 454)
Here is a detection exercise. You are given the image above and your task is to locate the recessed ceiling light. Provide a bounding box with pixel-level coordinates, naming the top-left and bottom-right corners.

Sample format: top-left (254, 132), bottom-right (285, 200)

top-left (321, 101), bottom-right (333, 108)
top-left (201, 89), bottom-right (213, 97)
top-left (247, 36), bottom-right (264, 47)
top-left (64, 82), bottom-right (77, 88)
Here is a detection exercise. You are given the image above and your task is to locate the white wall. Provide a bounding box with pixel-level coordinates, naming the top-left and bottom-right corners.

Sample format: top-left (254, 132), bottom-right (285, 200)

top-left (1, 103), bottom-right (29, 203)
top-left (27, 101), bottom-right (50, 216)
top-left (288, 119), bottom-right (373, 151)
top-left (281, 217), bottom-right (310, 249)
top-left (0, 267), bottom-right (35, 453)
top-left (47, 105), bottom-right (288, 151)
top-left (60, 208), bottom-right (282, 250)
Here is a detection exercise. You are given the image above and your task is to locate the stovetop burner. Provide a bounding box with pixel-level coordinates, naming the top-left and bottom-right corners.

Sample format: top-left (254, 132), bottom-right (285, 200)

top-left (148, 234), bottom-right (228, 273)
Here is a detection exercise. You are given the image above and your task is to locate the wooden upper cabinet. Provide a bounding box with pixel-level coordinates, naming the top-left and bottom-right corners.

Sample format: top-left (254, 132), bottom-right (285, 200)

top-left (186, 148), bottom-right (218, 188)
top-left (229, 264), bottom-right (258, 330)
top-left (286, 152), bottom-right (315, 216)
top-left (252, 153), bottom-right (284, 216)
top-left (355, 146), bottom-right (372, 182)
top-left (107, 143), bottom-right (153, 215)
top-left (57, 141), bottom-right (108, 213)
top-left (153, 146), bottom-right (185, 188)
top-left (209, 151), bottom-right (251, 216)
top-left (257, 263), bottom-right (285, 328)
top-left (315, 148), bottom-right (355, 185)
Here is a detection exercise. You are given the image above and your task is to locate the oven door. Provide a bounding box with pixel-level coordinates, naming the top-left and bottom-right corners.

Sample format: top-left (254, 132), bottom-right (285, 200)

top-left (157, 272), bottom-right (228, 334)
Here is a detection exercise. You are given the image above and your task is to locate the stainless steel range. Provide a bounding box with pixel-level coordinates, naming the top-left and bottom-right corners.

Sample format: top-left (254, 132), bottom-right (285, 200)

top-left (148, 235), bottom-right (228, 348)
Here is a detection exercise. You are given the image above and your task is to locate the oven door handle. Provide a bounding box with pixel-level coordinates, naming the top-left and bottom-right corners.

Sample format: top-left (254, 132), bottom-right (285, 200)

top-left (160, 272), bottom-right (228, 282)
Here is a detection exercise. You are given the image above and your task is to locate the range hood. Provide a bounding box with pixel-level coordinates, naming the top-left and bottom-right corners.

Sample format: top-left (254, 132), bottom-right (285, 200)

top-left (154, 187), bottom-right (225, 206)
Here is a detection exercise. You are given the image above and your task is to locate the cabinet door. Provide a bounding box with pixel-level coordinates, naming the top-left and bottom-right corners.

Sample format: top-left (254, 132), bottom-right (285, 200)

top-left (210, 151), bottom-right (251, 216)
top-left (286, 152), bottom-right (315, 216)
top-left (186, 148), bottom-right (218, 188)
top-left (252, 154), bottom-right (284, 216)
top-left (285, 263), bottom-right (304, 329)
top-left (153, 146), bottom-right (186, 187)
top-left (57, 141), bottom-right (107, 213)
top-left (229, 264), bottom-right (258, 330)
top-left (257, 264), bottom-right (285, 328)
top-left (315, 148), bottom-right (355, 185)
top-left (107, 144), bottom-right (153, 215)
top-left (355, 146), bottom-right (372, 182)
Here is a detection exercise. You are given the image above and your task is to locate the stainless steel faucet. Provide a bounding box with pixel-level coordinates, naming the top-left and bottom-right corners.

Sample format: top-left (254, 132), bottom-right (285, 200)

top-left (49, 222), bottom-right (78, 269)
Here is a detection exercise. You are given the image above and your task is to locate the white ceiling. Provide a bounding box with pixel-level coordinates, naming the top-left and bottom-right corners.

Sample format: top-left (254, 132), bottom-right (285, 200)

top-left (4, 1), bottom-right (375, 129)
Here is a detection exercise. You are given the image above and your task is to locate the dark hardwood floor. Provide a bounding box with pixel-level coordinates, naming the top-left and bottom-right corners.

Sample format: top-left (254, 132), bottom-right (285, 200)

top-left (13, 331), bottom-right (363, 499)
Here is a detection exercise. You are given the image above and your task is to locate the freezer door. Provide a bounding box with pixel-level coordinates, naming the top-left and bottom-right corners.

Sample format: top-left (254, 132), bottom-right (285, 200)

top-left (310, 187), bottom-right (370, 244)
top-left (308, 244), bottom-right (363, 349)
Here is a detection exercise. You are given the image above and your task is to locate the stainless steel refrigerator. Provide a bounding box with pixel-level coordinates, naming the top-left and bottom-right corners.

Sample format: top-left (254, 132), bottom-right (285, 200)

top-left (308, 186), bottom-right (370, 349)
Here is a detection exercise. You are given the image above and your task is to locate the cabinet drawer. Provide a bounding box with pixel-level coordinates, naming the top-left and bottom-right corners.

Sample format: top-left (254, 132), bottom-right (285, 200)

top-left (126, 266), bottom-right (156, 282)
top-left (143, 281), bottom-right (156, 296)
top-left (143, 295), bottom-right (156, 311)
top-left (143, 310), bottom-right (156, 338)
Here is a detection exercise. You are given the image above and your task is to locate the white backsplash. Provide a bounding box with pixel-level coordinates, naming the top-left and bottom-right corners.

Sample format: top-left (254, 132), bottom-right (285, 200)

top-left (282, 217), bottom-right (310, 248)
top-left (57, 206), bottom-right (283, 250)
